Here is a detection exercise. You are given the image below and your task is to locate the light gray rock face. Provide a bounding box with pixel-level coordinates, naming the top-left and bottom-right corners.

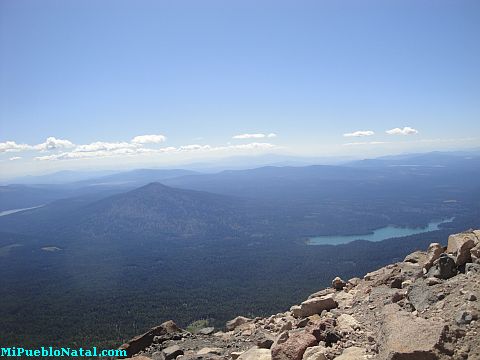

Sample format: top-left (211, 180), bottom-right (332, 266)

top-left (196, 347), bottom-right (222, 355)
top-left (428, 253), bottom-right (457, 279)
top-left (336, 314), bottom-right (360, 334)
top-left (333, 347), bottom-right (366, 359)
top-left (226, 316), bottom-right (251, 331)
top-left (162, 344), bottom-right (183, 360)
top-left (237, 347), bottom-right (272, 360)
top-left (471, 242), bottom-right (480, 264)
top-left (424, 243), bottom-right (444, 271)
top-left (378, 304), bottom-right (447, 360)
top-left (408, 279), bottom-right (440, 311)
top-left (197, 327), bottom-right (215, 335)
top-left (302, 345), bottom-right (327, 360)
top-left (404, 250), bottom-right (427, 264)
top-left (291, 294), bottom-right (338, 318)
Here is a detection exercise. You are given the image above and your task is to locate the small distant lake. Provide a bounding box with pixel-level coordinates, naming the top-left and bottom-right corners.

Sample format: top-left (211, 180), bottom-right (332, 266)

top-left (307, 217), bottom-right (455, 246)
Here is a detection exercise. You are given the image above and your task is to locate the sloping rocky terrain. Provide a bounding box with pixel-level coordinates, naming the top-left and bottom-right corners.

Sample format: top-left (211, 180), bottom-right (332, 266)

top-left (118, 229), bottom-right (480, 360)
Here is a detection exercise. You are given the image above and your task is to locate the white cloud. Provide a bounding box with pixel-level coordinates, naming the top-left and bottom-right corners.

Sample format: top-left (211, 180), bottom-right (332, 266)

top-left (386, 127), bottom-right (419, 135)
top-left (233, 133), bottom-right (276, 139)
top-left (131, 134), bottom-right (166, 144)
top-left (74, 141), bottom-right (139, 152)
top-left (343, 130), bottom-right (375, 137)
top-left (0, 141), bottom-right (32, 153)
top-left (34, 137), bottom-right (74, 151)
top-left (9, 156), bottom-right (22, 161)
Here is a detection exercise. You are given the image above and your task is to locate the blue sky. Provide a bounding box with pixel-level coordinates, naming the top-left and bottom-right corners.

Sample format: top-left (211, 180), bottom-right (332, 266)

top-left (1, 0), bottom-right (479, 177)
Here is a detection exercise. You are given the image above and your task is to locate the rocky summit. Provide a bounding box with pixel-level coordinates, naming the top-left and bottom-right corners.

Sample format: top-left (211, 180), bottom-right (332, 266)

top-left (117, 229), bottom-right (480, 360)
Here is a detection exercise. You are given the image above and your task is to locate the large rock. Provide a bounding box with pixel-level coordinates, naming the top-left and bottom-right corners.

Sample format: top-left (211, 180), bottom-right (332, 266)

top-left (447, 231), bottom-right (478, 266)
top-left (291, 294), bottom-right (337, 318)
top-left (118, 320), bottom-right (181, 358)
top-left (302, 345), bottom-right (327, 360)
top-left (333, 347), bottom-right (366, 359)
top-left (379, 304), bottom-right (447, 360)
top-left (226, 316), bottom-right (251, 331)
top-left (237, 347), bottom-right (272, 360)
top-left (271, 330), bottom-right (318, 360)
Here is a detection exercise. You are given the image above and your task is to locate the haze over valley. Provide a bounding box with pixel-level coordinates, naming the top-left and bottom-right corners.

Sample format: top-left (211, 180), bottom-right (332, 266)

top-left (1, 151), bottom-right (479, 348)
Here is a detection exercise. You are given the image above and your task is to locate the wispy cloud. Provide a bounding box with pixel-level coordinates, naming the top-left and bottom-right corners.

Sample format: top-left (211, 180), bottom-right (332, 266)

top-left (35, 142), bottom-right (277, 161)
top-left (9, 156), bottom-right (22, 161)
top-left (74, 141), bottom-right (139, 152)
top-left (131, 134), bottom-right (166, 144)
top-left (343, 141), bottom-right (389, 146)
top-left (233, 133), bottom-right (277, 139)
top-left (386, 127), bottom-right (418, 135)
top-left (343, 130), bottom-right (375, 137)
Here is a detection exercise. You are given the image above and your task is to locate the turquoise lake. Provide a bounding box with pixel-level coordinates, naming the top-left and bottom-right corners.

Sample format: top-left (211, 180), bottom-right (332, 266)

top-left (307, 217), bottom-right (455, 246)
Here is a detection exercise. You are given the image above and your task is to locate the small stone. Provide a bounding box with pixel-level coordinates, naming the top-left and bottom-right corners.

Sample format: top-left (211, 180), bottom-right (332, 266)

top-left (466, 263), bottom-right (480, 274)
top-left (197, 327), bottom-right (215, 335)
top-left (392, 292), bottom-right (404, 303)
top-left (256, 331), bottom-right (275, 349)
top-left (162, 345), bottom-right (183, 360)
top-left (456, 310), bottom-right (478, 325)
top-left (231, 352), bottom-right (243, 360)
top-left (426, 277), bottom-right (443, 286)
top-left (466, 292), bottom-right (477, 301)
top-left (196, 347), bottom-right (222, 356)
top-left (332, 277), bottom-right (346, 291)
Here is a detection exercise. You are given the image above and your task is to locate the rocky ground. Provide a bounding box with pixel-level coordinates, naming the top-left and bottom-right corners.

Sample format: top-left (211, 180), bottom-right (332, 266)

top-left (118, 229), bottom-right (480, 360)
